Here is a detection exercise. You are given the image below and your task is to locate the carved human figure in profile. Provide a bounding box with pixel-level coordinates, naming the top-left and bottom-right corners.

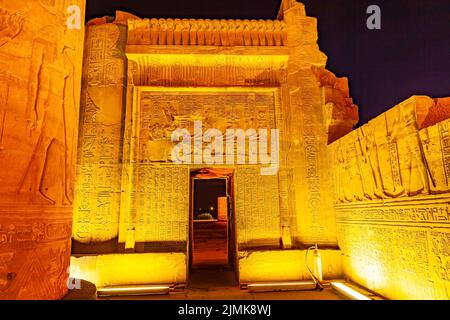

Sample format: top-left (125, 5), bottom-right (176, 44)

top-left (19, 25), bottom-right (76, 205)
top-left (359, 123), bottom-right (385, 200)
top-left (395, 104), bottom-right (430, 196)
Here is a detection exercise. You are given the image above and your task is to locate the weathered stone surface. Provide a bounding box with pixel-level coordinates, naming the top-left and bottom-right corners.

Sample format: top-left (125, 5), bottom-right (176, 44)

top-left (0, 0), bottom-right (85, 299)
top-left (71, 253), bottom-right (186, 287)
top-left (312, 66), bottom-right (359, 144)
top-left (73, 22), bottom-right (127, 245)
top-left (330, 96), bottom-right (450, 299)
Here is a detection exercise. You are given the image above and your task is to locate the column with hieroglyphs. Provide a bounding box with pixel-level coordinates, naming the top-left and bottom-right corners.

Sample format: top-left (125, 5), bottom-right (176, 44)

top-left (72, 20), bottom-right (128, 251)
top-left (0, 0), bottom-right (85, 299)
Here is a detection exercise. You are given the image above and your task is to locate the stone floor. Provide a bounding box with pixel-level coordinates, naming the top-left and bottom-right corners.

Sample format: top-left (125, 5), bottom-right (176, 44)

top-left (101, 269), bottom-right (344, 300)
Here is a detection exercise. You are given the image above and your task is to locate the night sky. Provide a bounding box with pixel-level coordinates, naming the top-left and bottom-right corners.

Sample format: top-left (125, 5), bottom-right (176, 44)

top-left (86, 0), bottom-right (450, 125)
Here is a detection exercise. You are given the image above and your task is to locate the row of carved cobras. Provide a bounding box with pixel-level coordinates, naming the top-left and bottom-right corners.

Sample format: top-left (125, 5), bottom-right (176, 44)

top-left (127, 18), bottom-right (288, 46)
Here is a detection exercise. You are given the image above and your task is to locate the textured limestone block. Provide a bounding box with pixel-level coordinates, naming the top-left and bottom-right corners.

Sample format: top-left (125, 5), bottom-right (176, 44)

top-left (0, 0), bottom-right (85, 299)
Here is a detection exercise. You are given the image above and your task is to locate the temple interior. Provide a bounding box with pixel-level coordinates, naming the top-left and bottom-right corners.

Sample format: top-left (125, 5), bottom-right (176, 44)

top-left (0, 0), bottom-right (449, 300)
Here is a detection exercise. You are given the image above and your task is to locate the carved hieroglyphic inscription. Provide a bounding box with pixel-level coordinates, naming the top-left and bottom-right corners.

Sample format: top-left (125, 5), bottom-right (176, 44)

top-left (285, 68), bottom-right (337, 245)
top-left (337, 222), bottom-right (439, 299)
top-left (73, 23), bottom-right (127, 244)
top-left (420, 118), bottom-right (450, 194)
top-left (0, 0), bottom-right (85, 299)
top-left (235, 166), bottom-right (281, 248)
top-left (127, 54), bottom-right (288, 88)
top-left (135, 166), bottom-right (189, 246)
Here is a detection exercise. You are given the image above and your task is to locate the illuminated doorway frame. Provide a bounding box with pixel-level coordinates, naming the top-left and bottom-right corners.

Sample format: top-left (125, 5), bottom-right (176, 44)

top-left (188, 168), bottom-right (238, 280)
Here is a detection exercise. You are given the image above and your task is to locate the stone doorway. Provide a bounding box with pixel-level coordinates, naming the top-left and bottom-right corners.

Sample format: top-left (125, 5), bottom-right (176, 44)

top-left (189, 169), bottom-right (237, 281)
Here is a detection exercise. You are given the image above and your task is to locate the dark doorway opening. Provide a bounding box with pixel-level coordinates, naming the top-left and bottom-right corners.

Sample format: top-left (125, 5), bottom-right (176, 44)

top-left (192, 178), bottom-right (228, 267)
top-left (189, 169), bottom-right (237, 287)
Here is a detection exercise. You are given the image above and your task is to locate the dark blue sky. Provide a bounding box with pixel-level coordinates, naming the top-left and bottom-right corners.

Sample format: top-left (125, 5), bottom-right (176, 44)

top-left (86, 0), bottom-right (450, 125)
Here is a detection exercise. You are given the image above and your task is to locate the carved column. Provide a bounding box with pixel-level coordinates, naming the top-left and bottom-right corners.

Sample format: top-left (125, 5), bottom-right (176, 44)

top-left (282, 2), bottom-right (338, 246)
top-left (72, 21), bottom-right (128, 251)
top-left (0, 0), bottom-right (85, 299)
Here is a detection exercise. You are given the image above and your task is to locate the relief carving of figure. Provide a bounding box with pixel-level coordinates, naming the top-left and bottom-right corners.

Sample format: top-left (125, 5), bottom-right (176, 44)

top-left (359, 124), bottom-right (384, 199)
top-left (18, 25), bottom-right (76, 205)
top-left (396, 105), bottom-right (430, 196)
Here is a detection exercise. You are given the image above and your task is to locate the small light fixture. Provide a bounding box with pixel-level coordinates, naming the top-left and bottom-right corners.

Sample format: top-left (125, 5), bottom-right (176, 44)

top-left (331, 282), bottom-right (371, 300)
top-left (98, 285), bottom-right (170, 297)
top-left (247, 281), bottom-right (317, 293)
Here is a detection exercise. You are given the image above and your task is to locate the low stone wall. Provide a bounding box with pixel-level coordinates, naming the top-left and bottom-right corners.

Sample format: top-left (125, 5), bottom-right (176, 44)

top-left (238, 250), bottom-right (343, 283)
top-left (71, 253), bottom-right (187, 288)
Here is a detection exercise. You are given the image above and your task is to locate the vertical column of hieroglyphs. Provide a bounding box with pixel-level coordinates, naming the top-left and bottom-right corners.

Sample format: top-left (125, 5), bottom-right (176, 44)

top-left (0, 0), bottom-right (85, 299)
top-left (282, 1), bottom-right (338, 246)
top-left (73, 22), bottom-right (127, 246)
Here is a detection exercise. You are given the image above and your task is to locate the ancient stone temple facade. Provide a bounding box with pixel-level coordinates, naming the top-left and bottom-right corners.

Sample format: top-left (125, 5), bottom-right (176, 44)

top-left (1, 0), bottom-right (448, 300)
top-left (0, 0), bottom-right (85, 299)
top-left (71, 1), bottom-right (356, 287)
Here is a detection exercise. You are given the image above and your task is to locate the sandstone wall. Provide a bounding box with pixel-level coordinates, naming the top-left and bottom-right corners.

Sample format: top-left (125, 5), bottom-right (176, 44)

top-left (330, 96), bottom-right (450, 299)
